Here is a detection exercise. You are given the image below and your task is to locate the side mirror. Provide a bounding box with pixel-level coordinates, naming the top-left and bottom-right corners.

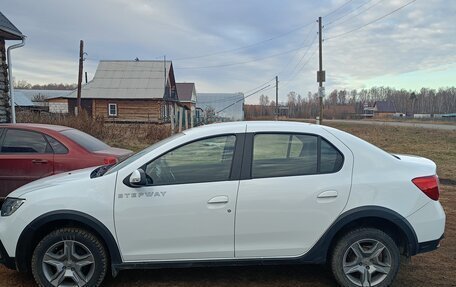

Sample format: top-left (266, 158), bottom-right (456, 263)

top-left (129, 169), bottom-right (147, 187)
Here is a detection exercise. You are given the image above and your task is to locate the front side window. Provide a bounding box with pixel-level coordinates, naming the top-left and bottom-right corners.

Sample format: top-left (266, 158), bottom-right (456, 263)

top-left (108, 103), bottom-right (117, 116)
top-left (144, 135), bottom-right (236, 185)
top-left (1, 129), bottom-right (51, 153)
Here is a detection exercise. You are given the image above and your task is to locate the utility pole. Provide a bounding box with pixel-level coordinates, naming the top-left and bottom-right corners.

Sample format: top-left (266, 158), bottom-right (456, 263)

top-left (275, 75), bottom-right (279, 120)
top-left (76, 40), bottom-right (84, 115)
top-left (317, 17), bottom-right (325, 125)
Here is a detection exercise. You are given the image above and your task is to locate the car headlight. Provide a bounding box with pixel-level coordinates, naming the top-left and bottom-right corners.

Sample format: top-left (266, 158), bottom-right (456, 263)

top-left (1, 198), bottom-right (25, 216)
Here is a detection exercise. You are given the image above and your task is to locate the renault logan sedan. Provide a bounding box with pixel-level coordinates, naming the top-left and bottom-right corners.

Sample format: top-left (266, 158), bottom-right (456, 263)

top-left (0, 123), bottom-right (132, 197)
top-left (0, 121), bottom-right (445, 287)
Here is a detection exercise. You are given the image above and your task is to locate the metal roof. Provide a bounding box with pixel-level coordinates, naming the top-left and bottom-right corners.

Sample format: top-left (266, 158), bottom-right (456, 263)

top-left (0, 11), bottom-right (23, 40)
top-left (13, 91), bottom-right (34, 107)
top-left (176, 83), bottom-right (196, 102)
top-left (65, 60), bottom-right (173, 99)
top-left (374, 101), bottom-right (396, 113)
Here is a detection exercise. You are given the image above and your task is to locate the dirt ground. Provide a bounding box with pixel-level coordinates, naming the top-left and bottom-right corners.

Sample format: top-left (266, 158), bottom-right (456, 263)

top-left (1, 123), bottom-right (455, 286)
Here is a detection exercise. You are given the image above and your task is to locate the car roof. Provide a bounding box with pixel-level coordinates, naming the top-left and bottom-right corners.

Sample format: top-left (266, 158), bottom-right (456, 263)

top-left (182, 121), bottom-right (316, 137)
top-left (0, 123), bottom-right (73, 133)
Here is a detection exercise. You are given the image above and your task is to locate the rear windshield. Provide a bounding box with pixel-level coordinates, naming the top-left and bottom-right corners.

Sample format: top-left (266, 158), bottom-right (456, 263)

top-left (60, 129), bottom-right (110, 152)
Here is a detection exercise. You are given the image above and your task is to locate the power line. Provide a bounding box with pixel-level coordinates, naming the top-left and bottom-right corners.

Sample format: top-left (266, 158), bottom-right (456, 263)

top-left (173, 22), bottom-right (314, 61)
top-left (172, 0), bottom-right (359, 62)
top-left (326, 0), bottom-right (417, 41)
top-left (328, 0), bottom-right (384, 28)
top-left (277, 25), bottom-right (316, 77)
top-left (325, 0), bottom-right (376, 26)
top-left (176, 43), bottom-right (314, 69)
top-left (324, 0), bottom-right (356, 18)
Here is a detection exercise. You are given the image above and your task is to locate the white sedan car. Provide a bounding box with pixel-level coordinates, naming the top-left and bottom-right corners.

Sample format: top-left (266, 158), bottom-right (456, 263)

top-left (0, 121), bottom-right (445, 287)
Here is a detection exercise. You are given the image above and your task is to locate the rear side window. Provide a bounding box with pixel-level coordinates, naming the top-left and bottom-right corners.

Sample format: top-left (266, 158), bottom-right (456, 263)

top-left (45, 135), bottom-right (69, 154)
top-left (60, 129), bottom-right (109, 152)
top-left (1, 129), bottom-right (51, 153)
top-left (320, 138), bottom-right (344, 173)
top-left (252, 133), bottom-right (343, 178)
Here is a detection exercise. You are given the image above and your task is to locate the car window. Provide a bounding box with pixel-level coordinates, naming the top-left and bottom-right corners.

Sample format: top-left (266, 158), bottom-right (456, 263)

top-left (144, 135), bottom-right (236, 185)
top-left (45, 135), bottom-right (69, 154)
top-left (1, 129), bottom-right (51, 153)
top-left (252, 134), bottom-right (318, 178)
top-left (320, 138), bottom-right (344, 173)
top-left (60, 129), bottom-right (110, 152)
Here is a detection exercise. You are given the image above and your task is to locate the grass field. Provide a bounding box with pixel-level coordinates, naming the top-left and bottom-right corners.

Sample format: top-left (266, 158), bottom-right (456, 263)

top-left (1, 122), bottom-right (455, 286)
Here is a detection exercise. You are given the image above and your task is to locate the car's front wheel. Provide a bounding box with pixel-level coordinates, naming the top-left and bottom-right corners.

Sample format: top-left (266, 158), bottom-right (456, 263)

top-left (330, 228), bottom-right (400, 287)
top-left (31, 228), bottom-right (107, 287)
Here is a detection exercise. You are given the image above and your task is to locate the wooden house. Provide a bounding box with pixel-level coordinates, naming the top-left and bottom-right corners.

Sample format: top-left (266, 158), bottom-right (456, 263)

top-left (0, 12), bottom-right (25, 123)
top-left (48, 60), bottom-right (181, 123)
top-left (176, 83), bottom-right (197, 128)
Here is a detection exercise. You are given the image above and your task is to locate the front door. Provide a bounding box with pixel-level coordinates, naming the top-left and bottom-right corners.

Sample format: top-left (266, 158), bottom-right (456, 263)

top-left (235, 132), bottom-right (353, 258)
top-left (0, 128), bottom-right (54, 197)
top-left (115, 134), bottom-right (240, 261)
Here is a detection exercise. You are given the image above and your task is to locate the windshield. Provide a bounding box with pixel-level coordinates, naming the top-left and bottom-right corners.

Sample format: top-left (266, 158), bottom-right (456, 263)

top-left (61, 129), bottom-right (110, 152)
top-left (104, 133), bottom-right (184, 175)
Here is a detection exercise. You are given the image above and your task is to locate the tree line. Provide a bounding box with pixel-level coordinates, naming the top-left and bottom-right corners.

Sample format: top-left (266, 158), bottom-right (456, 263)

top-left (247, 86), bottom-right (456, 119)
top-left (14, 80), bottom-right (77, 90)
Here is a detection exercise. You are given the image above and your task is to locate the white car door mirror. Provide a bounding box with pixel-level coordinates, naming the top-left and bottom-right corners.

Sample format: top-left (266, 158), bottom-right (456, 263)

top-left (129, 169), bottom-right (147, 187)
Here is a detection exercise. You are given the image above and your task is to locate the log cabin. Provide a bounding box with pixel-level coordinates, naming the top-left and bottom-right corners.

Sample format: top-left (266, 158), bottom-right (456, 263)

top-left (48, 60), bottom-right (183, 123)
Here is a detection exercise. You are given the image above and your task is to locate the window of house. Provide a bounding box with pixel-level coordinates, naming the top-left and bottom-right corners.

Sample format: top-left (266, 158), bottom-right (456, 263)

top-left (144, 135), bottom-right (236, 185)
top-left (108, 103), bottom-right (117, 116)
top-left (252, 133), bottom-right (343, 178)
top-left (1, 129), bottom-right (52, 153)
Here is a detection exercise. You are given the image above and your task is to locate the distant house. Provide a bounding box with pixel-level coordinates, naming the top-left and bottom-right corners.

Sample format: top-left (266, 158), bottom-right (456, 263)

top-left (48, 60), bottom-right (180, 123)
top-left (0, 11), bottom-right (25, 123)
top-left (176, 83), bottom-right (197, 128)
top-left (196, 93), bottom-right (244, 123)
top-left (364, 101), bottom-right (397, 118)
top-left (15, 89), bottom-right (70, 112)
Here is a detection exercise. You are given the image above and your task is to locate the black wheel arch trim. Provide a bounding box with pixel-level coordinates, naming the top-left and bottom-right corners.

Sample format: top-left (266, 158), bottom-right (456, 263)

top-left (15, 210), bottom-right (122, 272)
top-left (299, 205), bottom-right (419, 263)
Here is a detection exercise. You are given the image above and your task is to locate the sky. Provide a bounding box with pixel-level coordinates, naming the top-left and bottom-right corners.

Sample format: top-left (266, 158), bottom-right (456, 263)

top-left (2, 0), bottom-right (455, 104)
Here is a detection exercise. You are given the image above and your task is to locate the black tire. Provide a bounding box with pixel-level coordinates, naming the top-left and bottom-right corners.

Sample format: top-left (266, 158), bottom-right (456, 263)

top-left (31, 228), bottom-right (108, 287)
top-left (330, 228), bottom-right (400, 287)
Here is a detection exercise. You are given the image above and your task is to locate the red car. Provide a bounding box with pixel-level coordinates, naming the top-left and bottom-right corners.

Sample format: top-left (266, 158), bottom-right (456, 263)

top-left (0, 123), bottom-right (132, 197)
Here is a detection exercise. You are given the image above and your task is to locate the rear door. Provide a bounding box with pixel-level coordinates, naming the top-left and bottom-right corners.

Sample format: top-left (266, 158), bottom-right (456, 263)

top-left (0, 129), bottom-right (54, 197)
top-left (235, 129), bottom-right (353, 258)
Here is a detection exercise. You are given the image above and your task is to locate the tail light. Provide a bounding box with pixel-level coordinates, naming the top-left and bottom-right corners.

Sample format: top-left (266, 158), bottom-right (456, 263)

top-left (103, 156), bottom-right (118, 165)
top-left (412, 175), bottom-right (439, 201)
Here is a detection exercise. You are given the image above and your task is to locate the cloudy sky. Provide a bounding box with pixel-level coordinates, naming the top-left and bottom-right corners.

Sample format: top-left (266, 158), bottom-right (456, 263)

top-left (2, 0), bottom-right (455, 103)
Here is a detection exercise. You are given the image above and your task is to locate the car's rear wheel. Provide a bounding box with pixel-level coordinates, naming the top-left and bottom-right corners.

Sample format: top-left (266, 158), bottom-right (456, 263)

top-left (31, 228), bottom-right (107, 287)
top-left (330, 228), bottom-right (400, 287)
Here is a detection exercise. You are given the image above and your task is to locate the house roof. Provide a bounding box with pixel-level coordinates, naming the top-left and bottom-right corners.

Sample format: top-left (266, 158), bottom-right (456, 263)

top-left (374, 101), bottom-right (396, 113)
top-left (176, 83), bottom-right (195, 102)
top-left (13, 91), bottom-right (34, 107)
top-left (65, 60), bottom-right (173, 99)
top-left (0, 12), bottom-right (24, 40)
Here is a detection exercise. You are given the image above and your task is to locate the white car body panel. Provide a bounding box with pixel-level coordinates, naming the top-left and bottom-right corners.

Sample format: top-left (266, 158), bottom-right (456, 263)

top-left (114, 181), bottom-right (239, 261)
top-left (0, 167), bottom-right (117, 257)
top-left (234, 123), bottom-right (354, 258)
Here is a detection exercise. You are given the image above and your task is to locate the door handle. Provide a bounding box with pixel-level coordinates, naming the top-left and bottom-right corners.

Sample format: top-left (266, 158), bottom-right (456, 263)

top-left (32, 159), bottom-right (48, 164)
top-left (207, 196), bottom-right (229, 204)
top-left (317, 190), bottom-right (338, 198)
